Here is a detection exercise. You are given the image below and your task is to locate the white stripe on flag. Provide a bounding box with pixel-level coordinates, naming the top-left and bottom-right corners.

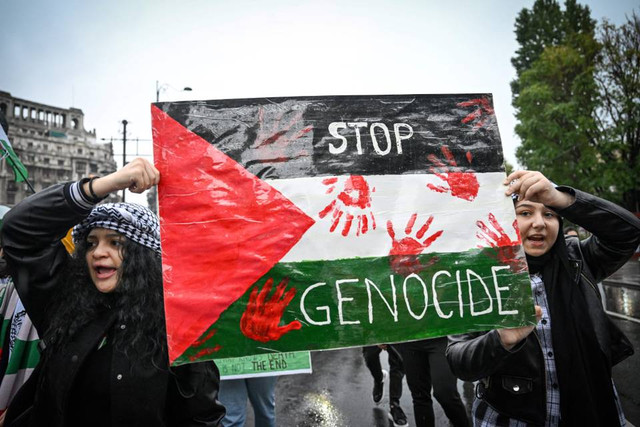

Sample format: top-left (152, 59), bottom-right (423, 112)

top-left (267, 172), bottom-right (518, 262)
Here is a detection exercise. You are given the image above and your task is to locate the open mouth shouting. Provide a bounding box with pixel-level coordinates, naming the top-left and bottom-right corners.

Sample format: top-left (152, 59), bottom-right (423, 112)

top-left (86, 228), bottom-right (124, 293)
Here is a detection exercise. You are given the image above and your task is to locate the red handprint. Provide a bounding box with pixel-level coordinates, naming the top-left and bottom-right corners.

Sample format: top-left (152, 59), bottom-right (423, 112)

top-left (240, 277), bottom-right (302, 343)
top-left (476, 213), bottom-right (526, 272)
top-left (387, 213), bottom-right (444, 276)
top-left (457, 98), bottom-right (495, 128)
top-left (427, 146), bottom-right (479, 201)
top-left (254, 106), bottom-right (313, 148)
top-left (319, 175), bottom-right (376, 237)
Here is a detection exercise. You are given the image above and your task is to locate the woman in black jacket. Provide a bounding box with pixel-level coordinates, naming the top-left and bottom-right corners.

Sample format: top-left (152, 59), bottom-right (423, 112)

top-left (1, 158), bottom-right (225, 427)
top-left (446, 170), bottom-right (639, 427)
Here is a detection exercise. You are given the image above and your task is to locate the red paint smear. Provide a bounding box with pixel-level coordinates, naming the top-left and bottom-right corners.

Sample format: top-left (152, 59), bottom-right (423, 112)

top-left (254, 107), bottom-right (313, 148)
top-left (443, 172), bottom-right (479, 201)
top-left (476, 215), bottom-right (525, 272)
top-left (337, 175), bottom-right (374, 209)
top-left (240, 277), bottom-right (302, 343)
top-left (361, 214), bottom-right (369, 234)
top-left (322, 177), bottom-right (338, 186)
top-left (387, 215), bottom-right (444, 276)
top-left (318, 175), bottom-right (377, 237)
top-left (192, 328), bottom-right (217, 348)
top-left (151, 106), bottom-right (315, 364)
top-left (342, 214), bottom-right (354, 236)
top-left (457, 98), bottom-right (495, 128)
top-left (427, 146), bottom-right (479, 202)
top-left (188, 345), bottom-right (223, 362)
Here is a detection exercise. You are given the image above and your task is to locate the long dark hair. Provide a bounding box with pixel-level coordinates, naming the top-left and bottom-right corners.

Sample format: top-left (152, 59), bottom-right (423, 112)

top-left (44, 236), bottom-right (167, 368)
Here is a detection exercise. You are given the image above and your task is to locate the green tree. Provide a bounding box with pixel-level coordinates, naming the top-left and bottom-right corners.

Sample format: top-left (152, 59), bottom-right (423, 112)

top-left (503, 160), bottom-right (515, 176)
top-left (595, 12), bottom-right (640, 212)
top-left (511, 0), bottom-right (594, 100)
top-left (512, 0), bottom-right (604, 194)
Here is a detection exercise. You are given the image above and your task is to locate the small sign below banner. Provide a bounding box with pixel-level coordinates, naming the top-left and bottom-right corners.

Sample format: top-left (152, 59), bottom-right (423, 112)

top-left (216, 351), bottom-right (312, 380)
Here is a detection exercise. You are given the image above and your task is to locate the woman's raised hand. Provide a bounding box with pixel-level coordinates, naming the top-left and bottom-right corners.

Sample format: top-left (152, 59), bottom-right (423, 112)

top-left (86, 158), bottom-right (160, 198)
top-left (504, 170), bottom-right (574, 209)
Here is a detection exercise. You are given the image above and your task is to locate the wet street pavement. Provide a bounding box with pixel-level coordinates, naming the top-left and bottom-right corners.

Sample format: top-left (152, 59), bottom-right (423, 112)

top-left (243, 260), bottom-right (640, 426)
top-left (271, 346), bottom-right (474, 427)
top-left (605, 259), bottom-right (640, 319)
top-left (606, 258), bottom-right (640, 426)
top-left (612, 317), bottom-right (640, 427)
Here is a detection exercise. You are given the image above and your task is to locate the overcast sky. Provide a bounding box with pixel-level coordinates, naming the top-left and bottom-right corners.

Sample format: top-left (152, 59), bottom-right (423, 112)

top-left (1, 0), bottom-right (636, 204)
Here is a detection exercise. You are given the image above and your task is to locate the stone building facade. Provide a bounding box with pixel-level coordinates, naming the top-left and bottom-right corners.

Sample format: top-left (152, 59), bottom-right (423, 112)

top-left (0, 90), bottom-right (118, 206)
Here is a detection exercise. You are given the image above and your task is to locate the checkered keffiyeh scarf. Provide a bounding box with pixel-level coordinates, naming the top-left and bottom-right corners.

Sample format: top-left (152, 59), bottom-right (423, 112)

top-left (72, 203), bottom-right (161, 255)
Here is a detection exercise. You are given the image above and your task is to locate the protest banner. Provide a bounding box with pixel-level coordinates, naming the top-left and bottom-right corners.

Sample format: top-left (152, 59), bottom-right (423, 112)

top-left (216, 351), bottom-right (312, 380)
top-left (151, 94), bottom-right (535, 366)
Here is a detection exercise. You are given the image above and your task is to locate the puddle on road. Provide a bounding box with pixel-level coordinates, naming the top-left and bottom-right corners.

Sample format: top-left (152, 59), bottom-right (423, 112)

top-left (295, 390), bottom-right (348, 427)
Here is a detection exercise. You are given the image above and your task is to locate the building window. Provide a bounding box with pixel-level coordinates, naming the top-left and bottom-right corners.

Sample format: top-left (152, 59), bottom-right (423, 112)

top-left (58, 159), bottom-right (64, 166)
top-left (13, 105), bottom-right (20, 117)
top-left (6, 193), bottom-right (15, 205)
top-left (7, 181), bottom-right (17, 192)
top-left (71, 118), bottom-right (78, 129)
top-left (43, 144), bottom-right (48, 151)
top-left (43, 158), bottom-right (50, 164)
top-left (0, 103), bottom-right (7, 115)
top-left (76, 161), bottom-right (86, 174)
top-left (22, 107), bottom-right (29, 119)
top-left (30, 109), bottom-right (36, 119)
top-left (77, 148), bottom-right (83, 154)
top-left (27, 142), bottom-right (33, 148)
top-left (39, 111), bottom-right (44, 121)
top-left (90, 163), bottom-right (98, 173)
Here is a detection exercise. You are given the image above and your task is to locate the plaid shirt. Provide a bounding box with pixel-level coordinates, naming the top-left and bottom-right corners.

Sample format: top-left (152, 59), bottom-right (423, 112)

top-left (472, 274), bottom-right (626, 426)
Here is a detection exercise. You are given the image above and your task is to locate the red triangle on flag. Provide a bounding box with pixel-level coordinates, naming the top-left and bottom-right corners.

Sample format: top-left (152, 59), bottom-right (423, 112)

top-left (151, 106), bottom-right (315, 363)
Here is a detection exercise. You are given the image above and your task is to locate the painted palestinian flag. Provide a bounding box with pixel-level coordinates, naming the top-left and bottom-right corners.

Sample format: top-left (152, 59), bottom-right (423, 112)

top-left (151, 94), bottom-right (535, 366)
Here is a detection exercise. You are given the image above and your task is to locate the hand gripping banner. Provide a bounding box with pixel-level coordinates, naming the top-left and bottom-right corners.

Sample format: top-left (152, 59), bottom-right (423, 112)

top-left (151, 94), bottom-right (534, 366)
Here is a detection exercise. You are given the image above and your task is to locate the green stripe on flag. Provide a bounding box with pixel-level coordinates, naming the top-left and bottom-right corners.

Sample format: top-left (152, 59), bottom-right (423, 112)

top-left (5, 338), bottom-right (40, 374)
top-left (176, 247), bottom-right (534, 364)
top-left (0, 139), bottom-right (28, 183)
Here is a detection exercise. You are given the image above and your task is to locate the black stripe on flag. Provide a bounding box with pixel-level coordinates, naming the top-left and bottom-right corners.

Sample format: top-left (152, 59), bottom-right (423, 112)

top-left (156, 94), bottom-right (505, 179)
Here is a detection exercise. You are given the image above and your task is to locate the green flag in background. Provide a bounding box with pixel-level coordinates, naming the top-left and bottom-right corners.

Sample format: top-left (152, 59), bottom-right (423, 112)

top-left (0, 126), bottom-right (28, 183)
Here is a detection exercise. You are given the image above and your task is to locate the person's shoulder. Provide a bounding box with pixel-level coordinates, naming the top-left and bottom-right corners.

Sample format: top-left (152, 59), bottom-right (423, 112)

top-left (564, 234), bottom-right (583, 257)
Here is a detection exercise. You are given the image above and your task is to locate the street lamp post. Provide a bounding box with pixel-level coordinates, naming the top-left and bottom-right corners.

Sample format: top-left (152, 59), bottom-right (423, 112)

top-left (155, 80), bottom-right (192, 102)
top-left (121, 119), bottom-right (127, 202)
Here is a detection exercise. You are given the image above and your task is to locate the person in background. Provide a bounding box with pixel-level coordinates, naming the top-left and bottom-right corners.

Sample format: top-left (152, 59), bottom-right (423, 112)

top-left (1, 158), bottom-right (225, 426)
top-left (397, 337), bottom-right (470, 427)
top-left (447, 170), bottom-right (638, 426)
top-left (563, 226), bottom-right (579, 237)
top-left (362, 344), bottom-right (408, 426)
top-left (219, 376), bottom-right (277, 427)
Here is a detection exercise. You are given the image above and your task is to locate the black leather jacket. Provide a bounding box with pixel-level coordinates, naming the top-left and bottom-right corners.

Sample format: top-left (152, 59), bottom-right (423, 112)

top-left (446, 187), bottom-right (639, 425)
top-left (1, 182), bottom-right (226, 427)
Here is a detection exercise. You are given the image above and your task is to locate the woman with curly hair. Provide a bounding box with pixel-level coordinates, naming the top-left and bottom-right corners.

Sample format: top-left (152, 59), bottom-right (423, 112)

top-left (0, 158), bottom-right (225, 427)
